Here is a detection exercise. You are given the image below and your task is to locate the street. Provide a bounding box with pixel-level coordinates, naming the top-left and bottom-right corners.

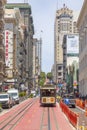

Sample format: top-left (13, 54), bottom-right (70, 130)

top-left (0, 98), bottom-right (75, 130)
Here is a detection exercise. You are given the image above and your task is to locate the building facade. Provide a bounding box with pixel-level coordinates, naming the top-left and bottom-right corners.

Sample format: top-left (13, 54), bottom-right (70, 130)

top-left (62, 34), bottom-right (79, 93)
top-left (77, 0), bottom-right (87, 97)
top-left (5, 3), bottom-right (34, 92)
top-left (4, 8), bottom-right (26, 90)
top-left (33, 38), bottom-right (42, 89)
top-left (0, 0), bottom-right (6, 91)
top-left (54, 4), bottom-right (79, 84)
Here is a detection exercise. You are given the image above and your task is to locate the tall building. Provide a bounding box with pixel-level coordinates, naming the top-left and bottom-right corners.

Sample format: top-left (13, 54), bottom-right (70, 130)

top-left (77, 0), bottom-right (87, 97)
top-left (54, 4), bottom-right (79, 84)
top-left (33, 38), bottom-right (42, 89)
top-left (4, 8), bottom-right (26, 90)
top-left (5, 3), bottom-right (34, 91)
top-left (0, 0), bottom-right (6, 91)
top-left (62, 34), bottom-right (79, 93)
top-left (33, 38), bottom-right (42, 76)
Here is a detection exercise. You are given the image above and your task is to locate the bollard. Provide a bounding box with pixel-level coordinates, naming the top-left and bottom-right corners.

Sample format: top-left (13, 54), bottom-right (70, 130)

top-left (79, 126), bottom-right (85, 130)
top-left (81, 120), bottom-right (85, 130)
top-left (77, 114), bottom-right (79, 130)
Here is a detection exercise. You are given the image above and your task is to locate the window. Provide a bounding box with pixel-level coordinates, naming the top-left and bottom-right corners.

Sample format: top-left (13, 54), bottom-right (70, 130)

top-left (58, 72), bottom-right (61, 76)
top-left (62, 23), bottom-right (68, 31)
top-left (58, 66), bottom-right (62, 70)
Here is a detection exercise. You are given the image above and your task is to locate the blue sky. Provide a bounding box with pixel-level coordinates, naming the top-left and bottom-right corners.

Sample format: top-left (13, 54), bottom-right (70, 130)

top-left (7, 0), bottom-right (83, 73)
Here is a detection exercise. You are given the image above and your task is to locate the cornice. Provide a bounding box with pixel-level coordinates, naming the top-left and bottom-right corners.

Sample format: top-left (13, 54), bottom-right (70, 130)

top-left (77, 0), bottom-right (86, 27)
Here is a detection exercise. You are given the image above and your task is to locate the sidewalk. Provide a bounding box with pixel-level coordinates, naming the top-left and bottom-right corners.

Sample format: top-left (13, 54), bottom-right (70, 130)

top-left (76, 106), bottom-right (87, 129)
top-left (60, 100), bottom-right (87, 130)
top-left (56, 103), bottom-right (75, 130)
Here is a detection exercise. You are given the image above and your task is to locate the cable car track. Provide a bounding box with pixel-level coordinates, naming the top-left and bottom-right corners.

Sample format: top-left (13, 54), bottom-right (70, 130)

top-left (51, 107), bottom-right (59, 130)
top-left (0, 98), bottom-right (37, 130)
top-left (40, 107), bottom-right (59, 130)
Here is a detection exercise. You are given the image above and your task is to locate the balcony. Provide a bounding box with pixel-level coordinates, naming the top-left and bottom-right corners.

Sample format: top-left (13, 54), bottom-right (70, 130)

top-left (0, 33), bottom-right (4, 39)
top-left (0, 46), bottom-right (4, 52)
top-left (0, 19), bottom-right (4, 28)
top-left (0, 27), bottom-right (4, 33)
top-left (0, 0), bottom-right (6, 7)
top-left (19, 42), bottom-right (23, 47)
top-left (0, 64), bottom-right (4, 72)
top-left (0, 57), bottom-right (4, 62)
top-left (19, 55), bottom-right (24, 61)
top-left (0, 8), bottom-right (4, 15)
top-left (0, 41), bottom-right (4, 46)
top-left (0, 14), bottom-right (4, 20)
top-left (19, 58), bottom-right (23, 63)
top-left (0, 59), bottom-right (4, 64)
top-left (0, 73), bottom-right (4, 81)
top-left (18, 63), bottom-right (22, 68)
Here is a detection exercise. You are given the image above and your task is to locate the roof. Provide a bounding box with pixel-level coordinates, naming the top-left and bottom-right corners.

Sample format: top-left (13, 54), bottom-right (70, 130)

top-left (5, 3), bottom-right (31, 9)
top-left (40, 87), bottom-right (56, 90)
top-left (0, 93), bottom-right (8, 95)
top-left (40, 86), bottom-right (56, 90)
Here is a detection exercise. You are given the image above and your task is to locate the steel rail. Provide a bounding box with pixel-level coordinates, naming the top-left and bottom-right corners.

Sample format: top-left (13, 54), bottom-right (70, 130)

top-left (40, 107), bottom-right (58, 130)
top-left (48, 107), bottom-right (51, 130)
top-left (40, 107), bottom-right (45, 130)
top-left (0, 98), bottom-right (37, 130)
top-left (51, 107), bottom-right (59, 130)
top-left (0, 99), bottom-right (34, 125)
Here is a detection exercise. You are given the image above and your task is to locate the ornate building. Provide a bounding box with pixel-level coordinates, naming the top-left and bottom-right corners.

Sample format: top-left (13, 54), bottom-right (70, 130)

top-left (54, 4), bottom-right (79, 83)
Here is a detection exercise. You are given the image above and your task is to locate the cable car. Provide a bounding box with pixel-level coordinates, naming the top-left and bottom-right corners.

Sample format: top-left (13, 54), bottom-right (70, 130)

top-left (40, 84), bottom-right (56, 106)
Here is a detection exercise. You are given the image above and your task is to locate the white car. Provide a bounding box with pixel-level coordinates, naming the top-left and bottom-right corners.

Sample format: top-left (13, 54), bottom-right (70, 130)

top-left (0, 93), bottom-right (13, 108)
top-left (7, 89), bottom-right (19, 104)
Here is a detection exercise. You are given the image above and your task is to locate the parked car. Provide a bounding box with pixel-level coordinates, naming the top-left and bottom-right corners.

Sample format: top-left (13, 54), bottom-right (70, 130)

top-left (63, 94), bottom-right (76, 108)
top-left (7, 88), bottom-right (19, 104)
top-left (0, 93), bottom-right (13, 108)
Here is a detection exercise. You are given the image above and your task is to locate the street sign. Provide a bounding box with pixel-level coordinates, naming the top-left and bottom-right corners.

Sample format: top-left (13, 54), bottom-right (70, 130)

top-left (58, 83), bottom-right (63, 88)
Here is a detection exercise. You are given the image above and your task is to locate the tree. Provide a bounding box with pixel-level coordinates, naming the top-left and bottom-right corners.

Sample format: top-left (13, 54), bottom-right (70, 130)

top-left (38, 72), bottom-right (46, 87)
top-left (47, 72), bottom-right (53, 80)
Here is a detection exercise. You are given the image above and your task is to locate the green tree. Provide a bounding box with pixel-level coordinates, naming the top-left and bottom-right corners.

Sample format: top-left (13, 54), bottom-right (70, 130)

top-left (47, 72), bottom-right (53, 80)
top-left (38, 72), bottom-right (46, 87)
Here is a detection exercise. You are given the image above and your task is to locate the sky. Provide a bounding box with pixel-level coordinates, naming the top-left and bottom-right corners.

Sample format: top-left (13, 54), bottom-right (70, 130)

top-left (7, 0), bottom-right (84, 73)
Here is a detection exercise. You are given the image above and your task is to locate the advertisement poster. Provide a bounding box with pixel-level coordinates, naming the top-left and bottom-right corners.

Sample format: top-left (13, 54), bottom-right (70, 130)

top-left (67, 35), bottom-right (79, 55)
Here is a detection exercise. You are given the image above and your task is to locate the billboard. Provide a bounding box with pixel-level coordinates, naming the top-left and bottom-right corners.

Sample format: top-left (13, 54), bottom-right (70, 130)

top-left (67, 35), bottom-right (79, 55)
top-left (5, 30), bottom-right (13, 67)
top-left (5, 30), bottom-right (9, 66)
